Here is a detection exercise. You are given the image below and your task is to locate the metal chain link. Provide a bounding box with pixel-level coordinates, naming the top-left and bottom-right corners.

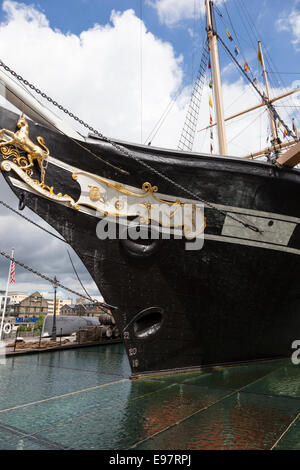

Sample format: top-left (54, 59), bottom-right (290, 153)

top-left (0, 249), bottom-right (117, 310)
top-left (0, 200), bottom-right (68, 244)
top-left (0, 60), bottom-right (262, 233)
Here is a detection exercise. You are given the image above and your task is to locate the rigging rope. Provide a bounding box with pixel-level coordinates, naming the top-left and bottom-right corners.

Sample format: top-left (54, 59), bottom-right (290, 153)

top-left (0, 200), bottom-right (68, 244)
top-left (219, 2), bottom-right (258, 88)
top-left (67, 249), bottom-right (93, 302)
top-left (235, 0), bottom-right (300, 125)
top-left (227, 108), bottom-right (267, 145)
top-left (0, 59), bottom-right (263, 233)
top-left (0, 248), bottom-right (117, 310)
top-left (143, 90), bottom-right (181, 145)
top-left (178, 41), bottom-right (209, 151)
top-left (1, 199), bottom-right (100, 303)
top-left (216, 35), bottom-right (298, 142)
top-left (0, 65), bottom-right (128, 176)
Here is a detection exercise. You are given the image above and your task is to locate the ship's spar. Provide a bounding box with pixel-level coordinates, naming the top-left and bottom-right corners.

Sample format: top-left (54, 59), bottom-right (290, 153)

top-left (0, 1), bottom-right (299, 376)
top-left (0, 1), bottom-right (298, 167)
top-left (199, 0), bottom-right (300, 165)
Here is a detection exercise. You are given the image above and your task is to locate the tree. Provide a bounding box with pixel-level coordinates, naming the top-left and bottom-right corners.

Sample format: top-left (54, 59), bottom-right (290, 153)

top-left (34, 315), bottom-right (45, 331)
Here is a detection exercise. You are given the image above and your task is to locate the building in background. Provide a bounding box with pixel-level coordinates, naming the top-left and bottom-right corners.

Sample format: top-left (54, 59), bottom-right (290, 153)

top-left (10, 292), bottom-right (28, 304)
top-left (0, 290), bottom-right (14, 315)
top-left (0, 291), bottom-right (28, 315)
top-left (60, 304), bottom-right (75, 315)
top-left (46, 297), bottom-right (73, 315)
top-left (13, 292), bottom-right (48, 317)
top-left (61, 301), bottom-right (107, 317)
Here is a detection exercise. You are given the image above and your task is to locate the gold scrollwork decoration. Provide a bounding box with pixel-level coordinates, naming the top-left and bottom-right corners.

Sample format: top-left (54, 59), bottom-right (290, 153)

top-left (0, 115), bottom-right (79, 210)
top-left (0, 145), bottom-right (33, 177)
top-left (0, 114), bottom-right (49, 184)
top-left (73, 171), bottom-right (161, 199)
top-left (1, 160), bottom-right (79, 210)
top-left (72, 169), bottom-right (206, 236)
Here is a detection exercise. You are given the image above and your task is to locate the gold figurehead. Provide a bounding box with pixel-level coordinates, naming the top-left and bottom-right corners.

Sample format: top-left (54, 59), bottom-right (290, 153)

top-left (0, 113), bottom-right (49, 184)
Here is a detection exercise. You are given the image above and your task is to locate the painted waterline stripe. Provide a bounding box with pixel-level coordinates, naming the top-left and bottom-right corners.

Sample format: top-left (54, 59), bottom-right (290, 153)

top-left (205, 234), bottom-right (300, 256)
top-left (8, 176), bottom-right (300, 255)
top-left (13, 154), bottom-right (300, 225)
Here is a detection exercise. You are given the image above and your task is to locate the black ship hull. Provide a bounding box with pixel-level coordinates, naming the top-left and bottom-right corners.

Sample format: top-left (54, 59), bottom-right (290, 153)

top-left (1, 107), bottom-right (299, 377)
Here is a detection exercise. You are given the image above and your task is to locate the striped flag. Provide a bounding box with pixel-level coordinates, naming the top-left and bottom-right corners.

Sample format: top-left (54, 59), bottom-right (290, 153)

top-left (244, 61), bottom-right (250, 72)
top-left (226, 29), bottom-right (233, 42)
top-left (10, 260), bottom-right (15, 284)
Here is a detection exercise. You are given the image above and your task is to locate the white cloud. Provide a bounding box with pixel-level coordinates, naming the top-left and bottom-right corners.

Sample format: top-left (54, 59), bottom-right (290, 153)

top-left (0, 0), bottom-right (292, 156)
top-left (0, 1), bottom-right (185, 147)
top-left (147, 0), bottom-right (226, 27)
top-left (194, 75), bottom-right (300, 156)
top-left (276, 7), bottom-right (300, 49)
top-left (0, 1), bottom-right (298, 297)
top-left (0, 0), bottom-right (187, 296)
top-left (0, 183), bottom-right (100, 296)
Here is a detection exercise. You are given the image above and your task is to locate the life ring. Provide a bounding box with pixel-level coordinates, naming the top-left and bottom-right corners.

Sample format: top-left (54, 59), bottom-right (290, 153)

top-left (3, 323), bottom-right (12, 335)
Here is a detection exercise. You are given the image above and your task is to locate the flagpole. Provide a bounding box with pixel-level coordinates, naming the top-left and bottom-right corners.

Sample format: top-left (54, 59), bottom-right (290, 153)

top-left (0, 248), bottom-right (14, 341)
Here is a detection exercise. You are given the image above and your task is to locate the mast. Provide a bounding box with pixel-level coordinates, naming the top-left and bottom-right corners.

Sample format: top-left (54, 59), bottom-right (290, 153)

top-left (258, 40), bottom-right (279, 145)
top-left (205, 0), bottom-right (227, 155)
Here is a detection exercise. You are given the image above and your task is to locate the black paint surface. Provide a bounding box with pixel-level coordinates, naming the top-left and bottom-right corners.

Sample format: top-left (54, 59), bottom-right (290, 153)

top-left (1, 107), bottom-right (299, 376)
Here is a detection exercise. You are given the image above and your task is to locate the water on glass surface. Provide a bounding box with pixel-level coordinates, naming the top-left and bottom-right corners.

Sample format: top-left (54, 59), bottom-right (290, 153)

top-left (0, 344), bottom-right (299, 450)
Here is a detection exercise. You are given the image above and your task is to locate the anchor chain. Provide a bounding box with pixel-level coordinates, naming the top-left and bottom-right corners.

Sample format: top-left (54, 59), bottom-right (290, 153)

top-left (0, 60), bottom-right (263, 233)
top-left (0, 248), bottom-right (118, 310)
top-left (0, 200), bottom-right (68, 244)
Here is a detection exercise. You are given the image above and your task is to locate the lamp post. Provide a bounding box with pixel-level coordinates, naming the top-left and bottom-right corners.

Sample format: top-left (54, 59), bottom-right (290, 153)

top-left (51, 276), bottom-right (58, 341)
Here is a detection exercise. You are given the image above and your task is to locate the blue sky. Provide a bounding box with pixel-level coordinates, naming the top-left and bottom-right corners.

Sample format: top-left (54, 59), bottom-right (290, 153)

top-left (0, 0), bottom-right (298, 91)
top-left (0, 0), bottom-right (299, 297)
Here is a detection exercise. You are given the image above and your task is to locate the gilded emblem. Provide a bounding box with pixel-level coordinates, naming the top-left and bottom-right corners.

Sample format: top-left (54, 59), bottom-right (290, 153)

top-left (89, 185), bottom-right (101, 202)
top-left (0, 114), bottom-right (78, 210)
top-left (0, 113), bottom-right (49, 184)
top-left (115, 199), bottom-right (124, 211)
top-left (72, 171), bottom-right (206, 237)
